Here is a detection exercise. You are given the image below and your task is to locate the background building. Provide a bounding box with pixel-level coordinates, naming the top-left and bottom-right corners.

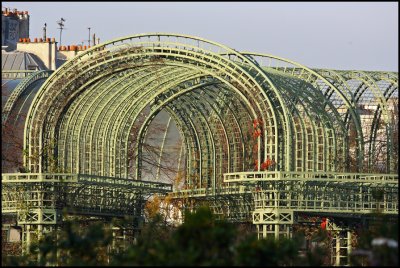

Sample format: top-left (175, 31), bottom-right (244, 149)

top-left (2, 8), bottom-right (29, 51)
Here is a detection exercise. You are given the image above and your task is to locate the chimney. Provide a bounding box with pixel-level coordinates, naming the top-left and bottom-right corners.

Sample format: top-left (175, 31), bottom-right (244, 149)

top-left (92, 33), bottom-right (96, 46)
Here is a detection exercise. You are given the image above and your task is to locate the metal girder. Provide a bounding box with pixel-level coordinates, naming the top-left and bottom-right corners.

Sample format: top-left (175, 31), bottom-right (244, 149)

top-left (1, 70), bottom-right (36, 79)
top-left (2, 173), bottom-right (171, 217)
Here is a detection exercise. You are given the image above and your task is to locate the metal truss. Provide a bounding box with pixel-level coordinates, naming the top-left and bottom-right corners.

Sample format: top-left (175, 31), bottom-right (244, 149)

top-left (1, 70), bottom-right (36, 79)
top-left (2, 70), bottom-right (53, 123)
top-left (2, 173), bottom-right (171, 253)
top-left (1, 33), bottom-right (398, 264)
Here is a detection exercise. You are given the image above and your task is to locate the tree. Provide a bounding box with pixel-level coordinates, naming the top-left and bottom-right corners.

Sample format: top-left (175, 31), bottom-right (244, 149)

top-left (350, 213), bottom-right (398, 266)
top-left (4, 206), bottom-right (338, 266)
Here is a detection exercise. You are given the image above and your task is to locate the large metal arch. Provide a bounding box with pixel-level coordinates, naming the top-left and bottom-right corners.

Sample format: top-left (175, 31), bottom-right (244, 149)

top-left (20, 33), bottom-right (397, 195)
top-left (160, 82), bottom-right (251, 189)
top-left (58, 67), bottom-right (158, 173)
top-left (241, 52), bottom-right (356, 172)
top-left (24, 33), bottom-right (290, 176)
top-left (130, 74), bottom-right (251, 180)
top-left (117, 72), bottom-right (214, 178)
top-left (130, 70), bottom-right (264, 182)
top-left (54, 62), bottom-right (191, 174)
top-left (312, 69), bottom-right (363, 171)
top-left (100, 67), bottom-right (199, 177)
top-left (180, 95), bottom-right (216, 190)
top-left (115, 54), bottom-right (272, 178)
top-left (262, 68), bottom-right (340, 172)
top-left (80, 68), bottom-right (161, 174)
top-left (135, 82), bottom-right (253, 191)
top-left (135, 81), bottom-right (220, 186)
top-left (337, 70), bottom-right (397, 173)
top-left (162, 88), bottom-right (230, 187)
top-left (115, 56), bottom-right (272, 181)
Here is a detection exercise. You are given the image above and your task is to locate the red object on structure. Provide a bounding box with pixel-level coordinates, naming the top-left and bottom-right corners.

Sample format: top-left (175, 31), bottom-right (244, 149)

top-left (260, 157), bottom-right (273, 171)
top-left (252, 118), bottom-right (263, 139)
top-left (253, 118), bottom-right (262, 127)
top-left (254, 159), bottom-right (258, 170)
top-left (253, 129), bottom-right (261, 138)
top-left (320, 218), bottom-right (327, 229)
top-left (265, 158), bottom-right (271, 167)
top-left (260, 162), bottom-right (267, 170)
top-left (253, 119), bottom-right (259, 128)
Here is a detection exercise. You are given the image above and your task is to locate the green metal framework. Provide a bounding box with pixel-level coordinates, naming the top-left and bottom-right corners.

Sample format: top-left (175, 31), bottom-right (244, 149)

top-left (2, 33), bottom-right (398, 264)
top-left (2, 70), bottom-right (53, 123)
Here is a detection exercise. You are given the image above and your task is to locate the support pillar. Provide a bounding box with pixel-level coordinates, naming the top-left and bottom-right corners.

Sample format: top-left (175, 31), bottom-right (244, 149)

top-left (252, 209), bottom-right (293, 240)
top-left (17, 209), bottom-right (60, 257)
top-left (327, 219), bottom-right (353, 266)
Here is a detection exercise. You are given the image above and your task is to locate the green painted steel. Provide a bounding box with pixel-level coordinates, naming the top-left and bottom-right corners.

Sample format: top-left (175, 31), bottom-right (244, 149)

top-left (2, 70), bottom-right (53, 123)
top-left (1, 33), bottom-right (398, 264)
top-left (2, 70), bottom-right (36, 79)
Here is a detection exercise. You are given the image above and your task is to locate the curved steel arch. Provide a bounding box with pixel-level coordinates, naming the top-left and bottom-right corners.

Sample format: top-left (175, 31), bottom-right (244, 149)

top-left (22, 33), bottom-right (397, 193)
top-left (24, 34), bottom-right (282, 177)
top-left (338, 70), bottom-right (398, 173)
top-left (240, 53), bottom-right (364, 171)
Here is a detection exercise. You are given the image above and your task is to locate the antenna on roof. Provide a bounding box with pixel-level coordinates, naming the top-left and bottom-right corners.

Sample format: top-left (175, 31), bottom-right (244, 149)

top-left (43, 23), bottom-right (47, 40)
top-left (57, 17), bottom-right (66, 46)
top-left (87, 27), bottom-right (91, 47)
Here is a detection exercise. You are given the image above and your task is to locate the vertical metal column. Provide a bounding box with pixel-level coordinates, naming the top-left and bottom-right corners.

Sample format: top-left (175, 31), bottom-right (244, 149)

top-left (327, 220), bottom-right (353, 266)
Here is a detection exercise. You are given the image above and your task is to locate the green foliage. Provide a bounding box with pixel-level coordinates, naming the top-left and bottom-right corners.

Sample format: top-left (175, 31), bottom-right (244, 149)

top-left (111, 207), bottom-right (327, 266)
top-left (3, 221), bottom-right (113, 266)
top-left (235, 235), bottom-right (299, 266)
top-left (7, 208), bottom-right (397, 266)
top-left (168, 207), bottom-right (236, 266)
top-left (350, 214), bottom-right (398, 266)
top-left (111, 207), bottom-right (237, 266)
top-left (371, 188), bottom-right (385, 201)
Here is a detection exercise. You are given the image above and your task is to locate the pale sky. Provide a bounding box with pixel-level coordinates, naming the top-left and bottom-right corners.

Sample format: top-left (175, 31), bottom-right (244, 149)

top-left (2, 1), bottom-right (398, 71)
